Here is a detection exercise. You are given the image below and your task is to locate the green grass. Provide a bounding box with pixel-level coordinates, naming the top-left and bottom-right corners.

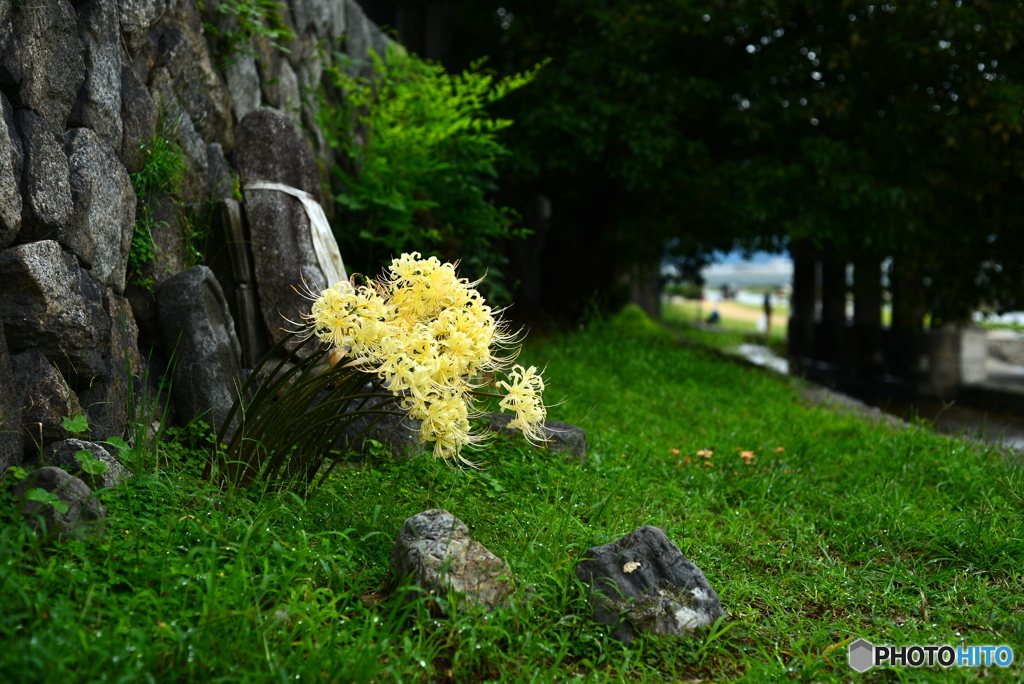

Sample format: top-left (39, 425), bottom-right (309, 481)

top-left (1, 306), bottom-right (1022, 682)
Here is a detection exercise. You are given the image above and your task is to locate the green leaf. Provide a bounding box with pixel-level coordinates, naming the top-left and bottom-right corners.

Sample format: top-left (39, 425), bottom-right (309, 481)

top-left (62, 414), bottom-right (89, 433)
top-left (24, 488), bottom-right (70, 515)
top-left (74, 450), bottom-right (109, 477)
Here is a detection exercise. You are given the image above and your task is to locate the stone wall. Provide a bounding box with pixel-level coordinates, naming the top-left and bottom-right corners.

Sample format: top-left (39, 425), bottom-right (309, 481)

top-left (0, 0), bottom-right (392, 472)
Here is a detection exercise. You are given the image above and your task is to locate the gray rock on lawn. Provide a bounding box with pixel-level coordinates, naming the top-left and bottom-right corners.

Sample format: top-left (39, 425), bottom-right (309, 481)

top-left (10, 348), bottom-right (85, 454)
top-left (156, 266), bottom-right (244, 439)
top-left (235, 107), bottom-right (327, 351)
top-left (0, 321), bottom-right (24, 474)
top-left (574, 526), bottom-right (725, 642)
top-left (44, 439), bottom-right (132, 490)
top-left (488, 412), bottom-right (588, 463)
top-left (13, 466), bottom-right (107, 540)
top-left (65, 127), bottom-right (136, 292)
top-left (390, 509), bottom-right (516, 612)
top-left (340, 383), bottom-right (422, 460)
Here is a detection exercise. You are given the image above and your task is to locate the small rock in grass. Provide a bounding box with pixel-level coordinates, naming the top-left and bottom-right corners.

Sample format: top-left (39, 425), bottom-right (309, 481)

top-left (44, 439), bottom-right (132, 490)
top-left (575, 526), bottom-right (725, 642)
top-left (389, 509), bottom-right (516, 613)
top-left (13, 466), bottom-right (107, 540)
top-left (487, 412), bottom-right (587, 463)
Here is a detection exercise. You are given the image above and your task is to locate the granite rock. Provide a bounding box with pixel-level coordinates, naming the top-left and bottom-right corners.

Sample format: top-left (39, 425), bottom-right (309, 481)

top-left (69, 0), bottom-right (123, 153)
top-left (488, 413), bottom-right (587, 463)
top-left (0, 240), bottom-right (110, 383)
top-left (0, 91), bottom-right (21, 248)
top-left (156, 266), bottom-right (244, 437)
top-left (14, 108), bottom-right (73, 240)
top-left (390, 509), bottom-right (516, 612)
top-left (574, 526), bottom-right (725, 642)
top-left (65, 127), bottom-right (136, 292)
top-left (44, 438), bottom-right (132, 490)
top-left (0, 320), bottom-right (23, 474)
top-left (10, 348), bottom-right (85, 454)
top-left (13, 466), bottom-right (107, 539)
top-left (235, 107), bottom-right (326, 349)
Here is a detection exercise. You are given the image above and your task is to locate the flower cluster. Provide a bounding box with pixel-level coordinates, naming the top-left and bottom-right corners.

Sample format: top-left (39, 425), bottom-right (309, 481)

top-left (307, 253), bottom-right (546, 463)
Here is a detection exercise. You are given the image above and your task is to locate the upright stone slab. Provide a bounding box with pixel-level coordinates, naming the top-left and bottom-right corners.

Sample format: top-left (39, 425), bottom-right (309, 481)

top-left (0, 321), bottom-right (24, 474)
top-left (156, 266), bottom-right (244, 437)
top-left (575, 526), bottom-right (725, 642)
top-left (65, 127), bottom-right (136, 292)
top-left (235, 107), bottom-right (328, 347)
top-left (0, 240), bottom-right (110, 383)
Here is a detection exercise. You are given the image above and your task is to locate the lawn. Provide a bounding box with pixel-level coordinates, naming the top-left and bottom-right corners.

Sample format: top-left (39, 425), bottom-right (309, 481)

top-left (1, 306), bottom-right (1021, 682)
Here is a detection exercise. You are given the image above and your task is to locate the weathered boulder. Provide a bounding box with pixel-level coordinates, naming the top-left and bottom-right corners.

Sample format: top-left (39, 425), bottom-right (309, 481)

top-left (10, 348), bottom-right (85, 453)
top-left (44, 438), bottom-right (132, 490)
top-left (13, 466), bottom-right (107, 539)
top-left (235, 107), bottom-right (328, 348)
top-left (488, 413), bottom-right (588, 463)
top-left (6, 0), bottom-right (84, 139)
top-left (0, 92), bottom-right (21, 248)
top-left (65, 127), bottom-right (136, 292)
top-left (574, 526), bottom-right (725, 642)
top-left (390, 509), bottom-right (516, 612)
top-left (14, 108), bottom-right (73, 240)
top-left (0, 240), bottom-right (110, 382)
top-left (69, 0), bottom-right (123, 154)
top-left (156, 266), bottom-right (244, 437)
top-left (0, 321), bottom-right (24, 474)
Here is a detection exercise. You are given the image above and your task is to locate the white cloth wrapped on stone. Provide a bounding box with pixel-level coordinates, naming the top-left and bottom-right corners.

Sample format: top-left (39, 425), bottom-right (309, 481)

top-left (243, 181), bottom-right (348, 287)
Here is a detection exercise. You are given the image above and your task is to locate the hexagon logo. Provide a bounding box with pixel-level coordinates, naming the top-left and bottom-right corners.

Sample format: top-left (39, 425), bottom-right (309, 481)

top-left (849, 639), bottom-right (875, 672)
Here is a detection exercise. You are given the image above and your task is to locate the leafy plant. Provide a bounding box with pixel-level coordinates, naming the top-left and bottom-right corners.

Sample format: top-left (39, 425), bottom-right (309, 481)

top-left (201, 0), bottom-right (294, 59)
top-left (128, 130), bottom-right (188, 289)
top-left (21, 488), bottom-right (68, 515)
top-left (61, 414), bottom-right (89, 435)
top-left (317, 48), bottom-right (545, 302)
top-left (73, 450), bottom-right (109, 478)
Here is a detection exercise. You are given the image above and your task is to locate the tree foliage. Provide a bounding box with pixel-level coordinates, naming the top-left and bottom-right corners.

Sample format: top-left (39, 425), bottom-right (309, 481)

top-left (439, 0), bottom-right (1024, 321)
top-left (319, 48), bottom-right (543, 302)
